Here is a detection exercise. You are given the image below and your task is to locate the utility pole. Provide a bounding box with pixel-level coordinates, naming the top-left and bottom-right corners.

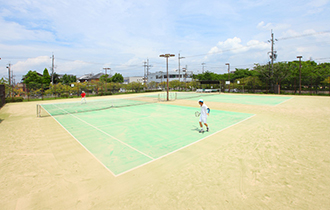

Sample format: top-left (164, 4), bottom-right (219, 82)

top-left (11, 70), bottom-right (14, 85)
top-left (178, 52), bottom-right (185, 82)
top-left (226, 63), bottom-right (230, 93)
top-left (6, 63), bottom-right (11, 86)
top-left (201, 63), bottom-right (206, 73)
top-left (143, 59), bottom-right (152, 84)
top-left (143, 61), bottom-right (147, 84)
top-left (6, 63), bottom-right (11, 97)
top-left (51, 53), bottom-right (55, 84)
top-left (268, 29), bottom-right (277, 92)
top-left (147, 59), bottom-right (150, 83)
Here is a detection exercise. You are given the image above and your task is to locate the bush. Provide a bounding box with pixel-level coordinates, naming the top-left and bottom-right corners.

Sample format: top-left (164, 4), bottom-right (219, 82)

top-left (5, 97), bottom-right (24, 103)
top-left (145, 90), bottom-right (162, 93)
top-left (61, 93), bottom-right (69, 98)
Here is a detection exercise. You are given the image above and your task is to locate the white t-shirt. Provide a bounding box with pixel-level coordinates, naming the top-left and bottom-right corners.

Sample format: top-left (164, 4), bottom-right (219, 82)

top-left (200, 103), bottom-right (209, 116)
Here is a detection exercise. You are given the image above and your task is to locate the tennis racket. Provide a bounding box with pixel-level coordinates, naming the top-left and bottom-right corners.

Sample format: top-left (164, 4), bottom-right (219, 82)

top-left (195, 111), bottom-right (201, 117)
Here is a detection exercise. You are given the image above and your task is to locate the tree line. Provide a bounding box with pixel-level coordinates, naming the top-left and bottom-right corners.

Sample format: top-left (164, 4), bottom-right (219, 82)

top-left (193, 61), bottom-right (330, 93)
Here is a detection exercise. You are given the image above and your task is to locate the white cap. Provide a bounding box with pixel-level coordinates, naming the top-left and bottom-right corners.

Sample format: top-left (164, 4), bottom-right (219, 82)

top-left (198, 99), bottom-right (203, 103)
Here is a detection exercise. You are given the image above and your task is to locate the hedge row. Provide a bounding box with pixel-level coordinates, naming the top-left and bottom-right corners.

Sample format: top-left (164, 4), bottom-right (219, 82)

top-left (5, 97), bottom-right (24, 103)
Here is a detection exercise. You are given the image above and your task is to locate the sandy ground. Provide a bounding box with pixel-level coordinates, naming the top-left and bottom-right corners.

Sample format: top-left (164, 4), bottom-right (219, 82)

top-left (0, 94), bottom-right (330, 210)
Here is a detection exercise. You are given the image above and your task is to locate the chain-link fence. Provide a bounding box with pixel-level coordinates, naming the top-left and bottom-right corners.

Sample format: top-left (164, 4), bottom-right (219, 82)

top-left (4, 81), bottom-right (170, 101)
top-left (0, 84), bottom-right (5, 108)
top-left (2, 77), bottom-right (330, 103)
top-left (218, 76), bottom-right (330, 95)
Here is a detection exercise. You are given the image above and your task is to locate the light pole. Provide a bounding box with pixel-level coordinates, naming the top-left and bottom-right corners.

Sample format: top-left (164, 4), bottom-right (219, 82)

top-left (103, 67), bottom-right (111, 76)
top-left (226, 63), bottom-right (230, 93)
top-left (160, 54), bottom-right (175, 101)
top-left (297, 56), bottom-right (302, 95)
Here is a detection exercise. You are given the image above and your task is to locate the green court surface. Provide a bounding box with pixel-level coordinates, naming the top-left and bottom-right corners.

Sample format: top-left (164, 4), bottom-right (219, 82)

top-left (175, 93), bottom-right (292, 106)
top-left (51, 103), bottom-right (254, 176)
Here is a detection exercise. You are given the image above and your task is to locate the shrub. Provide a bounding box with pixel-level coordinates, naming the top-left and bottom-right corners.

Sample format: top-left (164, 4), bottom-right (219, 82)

top-left (5, 97), bottom-right (24, 103)
top-left (61, 93), bottom-right (69, 98)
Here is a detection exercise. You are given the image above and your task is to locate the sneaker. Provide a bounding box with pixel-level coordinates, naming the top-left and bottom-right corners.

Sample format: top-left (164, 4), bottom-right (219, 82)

top-left (199, 129), bottom-right (204, 133)
top-left (206, 127), bottom-right (209, 132)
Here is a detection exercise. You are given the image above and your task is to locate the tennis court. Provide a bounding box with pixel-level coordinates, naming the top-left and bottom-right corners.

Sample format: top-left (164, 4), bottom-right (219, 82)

top-left (2, 93), bottom-right (330, 209)
top-left (41, 97), bottom-right (254, 176)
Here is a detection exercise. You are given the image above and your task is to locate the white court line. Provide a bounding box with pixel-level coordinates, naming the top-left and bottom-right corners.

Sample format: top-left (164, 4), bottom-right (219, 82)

top-left (114, 114), bottom-right (256, 177)
top-left (40, 105), bottom-right (117, 177)
top-left (44, 103), bottom-right (255, 177)
top-left (274, 97), bottom-right (294, 106)
top-left (53, 104), bottom-right (155, 160)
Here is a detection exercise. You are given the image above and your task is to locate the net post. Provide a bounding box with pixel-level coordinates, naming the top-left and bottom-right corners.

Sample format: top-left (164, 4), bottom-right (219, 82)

top-left (36, 104), bottom-right (39, 117)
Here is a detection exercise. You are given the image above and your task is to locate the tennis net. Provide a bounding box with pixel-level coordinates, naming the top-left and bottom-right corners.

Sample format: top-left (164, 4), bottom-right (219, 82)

top-left (156, 91), bottom-right (219, 102)
top-left (37, 94), bottom-right (158, 117)
top-left (175, 91), bottom-right (219, 100)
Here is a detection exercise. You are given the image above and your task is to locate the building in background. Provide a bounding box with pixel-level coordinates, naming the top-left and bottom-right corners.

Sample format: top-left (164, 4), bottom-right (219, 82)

top-left (147, 70), bottom-right (193, 83)
top-left (78, 73), bottom-right (104, 83)
top-left (123, 76), bottom-right (144, 84)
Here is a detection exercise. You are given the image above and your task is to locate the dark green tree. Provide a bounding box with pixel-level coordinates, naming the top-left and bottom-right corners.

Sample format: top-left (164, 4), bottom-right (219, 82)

top-left (62, 74), bottom-right (77, 85)
top-left (51, 73), bottom-right (62, 84)
top-left (42, 68), bottom-right (51, 85)
top-left (110, 73), bottom-right (124, 83)
top-left (100, 74), bottom-right (111, 83)
top-left (23, 70), bottom-right (43, 89)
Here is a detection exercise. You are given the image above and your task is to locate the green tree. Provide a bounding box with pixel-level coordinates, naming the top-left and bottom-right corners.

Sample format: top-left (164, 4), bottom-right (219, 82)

top-left (42, 68), bottom-right (51, 85)
top-left (62, 74), bottom-right (77, 85)
top-left (110, 73), bottom-right (124, 83)
top-left (169, 80), bottom-right (181, 89)
top-left (100, 74), bottom-right (111, 83)
top-left (128, 82), bottom-right (143, 92)
top-left (0, 77), bottom-right (8, 85)
top-left (23, 70), bottom-right (43, 90)
top-left (147, 81), bottom-right (157, 89)
top-left (51, 73), bottom-right (62, 84)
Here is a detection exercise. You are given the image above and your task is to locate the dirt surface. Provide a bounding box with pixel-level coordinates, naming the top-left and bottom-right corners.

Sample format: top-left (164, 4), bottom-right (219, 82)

top-left (0, 94), bottom-right (330, 210)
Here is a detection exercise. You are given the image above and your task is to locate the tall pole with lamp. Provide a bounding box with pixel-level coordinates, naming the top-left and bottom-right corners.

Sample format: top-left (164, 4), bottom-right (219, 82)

top-left (160, 54), bottom-right (175, 101)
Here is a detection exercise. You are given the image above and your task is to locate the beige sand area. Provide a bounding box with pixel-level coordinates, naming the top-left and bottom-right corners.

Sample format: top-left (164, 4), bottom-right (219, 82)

top-left (0, 94), bottom-right (330, 210)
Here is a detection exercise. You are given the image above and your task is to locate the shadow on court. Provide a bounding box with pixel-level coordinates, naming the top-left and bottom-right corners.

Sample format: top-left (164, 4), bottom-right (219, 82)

top-left (0, 118), bottom-right (3, 123)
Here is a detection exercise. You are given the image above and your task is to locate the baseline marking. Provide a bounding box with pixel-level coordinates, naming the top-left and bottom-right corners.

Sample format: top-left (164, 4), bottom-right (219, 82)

top-left (114, 114), bottom-right (256, 177)
top-left (53, 104), bottom-right (155, 160)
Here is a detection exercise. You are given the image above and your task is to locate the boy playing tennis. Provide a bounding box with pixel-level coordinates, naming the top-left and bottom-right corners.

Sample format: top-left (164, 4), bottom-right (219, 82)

top-left (198, 99), bottom-right (210, 133)
top-left (81, 91), bottom-right (86, 104)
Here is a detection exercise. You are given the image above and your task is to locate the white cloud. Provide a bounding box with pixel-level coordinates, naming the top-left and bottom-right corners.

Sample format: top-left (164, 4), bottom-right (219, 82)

top-left (207, 37), bottom-right (268, 56)
top-left (306, 0), bottom-right (329, 15)
top-left (12, 56), bottom-right (51, 75)
top-left (1, 0), bottom-right (330, 78)
top-left (0, 17), bottom-right (55, 42)
top-left (257, 21), bottom-right (291, 31)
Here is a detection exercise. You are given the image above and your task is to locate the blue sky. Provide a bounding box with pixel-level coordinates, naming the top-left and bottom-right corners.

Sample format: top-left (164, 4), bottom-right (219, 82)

top-left (0, 0), bottom-right (329, 82)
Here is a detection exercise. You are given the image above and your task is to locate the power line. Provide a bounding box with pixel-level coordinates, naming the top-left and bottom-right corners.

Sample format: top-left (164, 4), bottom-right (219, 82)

top-left (277, 30), bottom-right (330, 41)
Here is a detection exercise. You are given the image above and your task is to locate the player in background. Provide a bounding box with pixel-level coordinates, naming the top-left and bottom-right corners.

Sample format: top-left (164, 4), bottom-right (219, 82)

top-left (198, 99), bottom-right (210, 133)
top-left (81, 91), bottom-right (86, 104)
